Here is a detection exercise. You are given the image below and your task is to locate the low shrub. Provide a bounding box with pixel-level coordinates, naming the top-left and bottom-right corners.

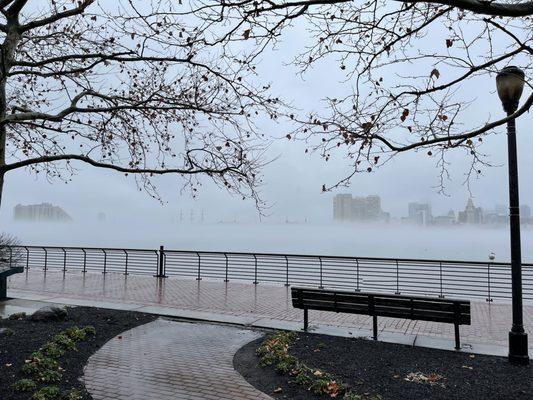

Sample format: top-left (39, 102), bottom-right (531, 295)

top-left (32, 386), bottom-right (61, 400)
top-left (257, 331), bottom-right (379, 400)
top-left (8, 312), bottom-right (27, 320)
top-left (11, 378), bottom-right (37, 392)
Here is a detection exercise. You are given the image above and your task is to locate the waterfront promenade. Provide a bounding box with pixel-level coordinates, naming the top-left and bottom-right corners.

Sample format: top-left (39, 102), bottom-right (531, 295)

top-left (6, 270), bottom-right (533, 354)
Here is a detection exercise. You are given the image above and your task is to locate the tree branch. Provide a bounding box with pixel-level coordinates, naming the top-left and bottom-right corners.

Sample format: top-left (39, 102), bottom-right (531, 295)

top-left (397, 0), bottom-right (533, 16)
top-left (19, 0), bottom-right (95, 32)
top-left (1, 153), bottom-right (243, 176)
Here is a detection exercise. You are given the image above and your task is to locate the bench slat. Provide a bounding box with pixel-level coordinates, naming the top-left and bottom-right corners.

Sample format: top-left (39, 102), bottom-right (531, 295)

top-left (291, 287), bottom-right (470, 325)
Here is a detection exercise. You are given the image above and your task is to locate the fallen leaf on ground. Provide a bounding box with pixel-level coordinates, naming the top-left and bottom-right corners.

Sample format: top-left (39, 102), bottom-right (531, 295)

top-left (273, 387), bottom-right (282, 393)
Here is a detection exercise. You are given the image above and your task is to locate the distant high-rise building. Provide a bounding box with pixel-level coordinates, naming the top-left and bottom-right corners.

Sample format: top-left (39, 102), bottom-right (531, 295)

top-left (407, 202), bottom-right (432, 225)
top-left (333, 194), bottom-right (353, 221)
top-left (433, 210), bottom-right (455, 226)
top-left (97, 212), bottom-right (106, 221)
top-left (458, 198), bottom-right (483, 224)
top-left (13, 203), bottom-right (72, 222)
top-left (333, 194), bottom-right (387, 222)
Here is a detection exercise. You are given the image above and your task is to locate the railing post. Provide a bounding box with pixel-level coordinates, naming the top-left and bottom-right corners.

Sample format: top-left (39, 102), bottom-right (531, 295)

top-left (62, 248), bottom-right (67, 273)
top-left (355, 258), bottom-right (360, 292)
top-left (395, 260), bottom-right (400, 295)
top-left (486, 263), bottom-right (493, 302)
top-left (8, 247), bottom-right (12, 267)
top-left (156, 246), bottom-right (166, 278)
top-left (24, 247), bottom-right (29, 269)
top-left (253, 254), bottom-right (258, 284)
top-left (439, 262), bottom-right (444, 298)
top-left (319, 257), bottom-right (324, 289)
top-left (102, 249), bottom-right (107, 274)
top-left (224, 253), bottom-right (229, 282)
top-left (82, 249), bottom-right (87, 274)
top-left (196, 252), bottom-right (201, 281)
top-left (43, 248), bottom-right (47, 271)
top-left (124, 250), bottom-right (129, 276)
top-left (284, 255), bottom-right (290, 287)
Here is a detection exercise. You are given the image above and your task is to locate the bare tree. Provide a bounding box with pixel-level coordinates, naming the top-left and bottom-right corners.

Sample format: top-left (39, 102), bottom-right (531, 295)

top-left (0, 232), bottom-right (21, 266)
top-left (189, 0), bottom-right (532, 191)
top-left (0, 0), bottom-right (281, 209)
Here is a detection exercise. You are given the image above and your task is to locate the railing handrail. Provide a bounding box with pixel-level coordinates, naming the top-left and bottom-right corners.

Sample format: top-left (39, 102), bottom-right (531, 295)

top-left (9, 244), bottom-right (533, 267)
top-left (8, 244), bottom-right (533, 302)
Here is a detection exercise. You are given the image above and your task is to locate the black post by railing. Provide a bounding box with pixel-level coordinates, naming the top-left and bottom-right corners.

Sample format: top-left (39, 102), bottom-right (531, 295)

top-left (284, 256), bottom-right (289, 287)
top-left (43, 247), bottom-right (47, 271)
top-left (253, 254), bottom-right (258, 284)
top-left (62, 248), bottom-right (67, 273)
top-left (102, 249), bottom-right (107, 274)
top-left (156, 245), bottom-right (166, 278)
top-left (124, 250), bottom-right (129, 276)
top-left (487, 263), bottom-right (493, 302)
top-left (318, 257), bottom-right (324, 289)
top-left (24, 247), bottom-right (29, 269)
top-left (82, 249), bottom-right (87, 274)
top-left (355, 258), bottom-right (360, 292)
top-left (439, 262), bottom-right (444, 298)
top-left (224, 253), bottom-right (229, 282)
top-left (196, 252), bottom-right (201, 281)
top-left (395, 260), bottom-right (400, 295)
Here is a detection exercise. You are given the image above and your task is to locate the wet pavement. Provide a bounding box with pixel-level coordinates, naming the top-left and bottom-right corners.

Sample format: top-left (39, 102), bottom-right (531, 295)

top-left (5, 269), bottom-right (533, 354)
top-left (84, 319), bottom-right (271, 400)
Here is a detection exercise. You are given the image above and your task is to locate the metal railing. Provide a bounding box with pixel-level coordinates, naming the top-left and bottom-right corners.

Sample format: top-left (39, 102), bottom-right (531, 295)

top-left (8, 245), bottom-right (533, 302)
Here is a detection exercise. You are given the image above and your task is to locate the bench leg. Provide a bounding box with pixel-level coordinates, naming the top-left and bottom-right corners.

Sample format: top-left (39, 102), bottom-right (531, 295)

top-left (303, 308), bottom-right (308, 331)
top-left (373, 315), bottom-right (378, 340)
top-left (454, 323), bottom-right (460, 350)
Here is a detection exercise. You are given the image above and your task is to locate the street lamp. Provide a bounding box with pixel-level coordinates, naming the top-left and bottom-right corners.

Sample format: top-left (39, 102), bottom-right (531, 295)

top-left (496, 66), bottom-right (529, 365)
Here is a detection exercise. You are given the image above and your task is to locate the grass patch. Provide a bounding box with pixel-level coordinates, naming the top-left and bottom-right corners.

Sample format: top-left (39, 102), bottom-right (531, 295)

top-left (257, 331), bottom-right (381, 400)
top-left (11, 325), bottom-right (96, 399)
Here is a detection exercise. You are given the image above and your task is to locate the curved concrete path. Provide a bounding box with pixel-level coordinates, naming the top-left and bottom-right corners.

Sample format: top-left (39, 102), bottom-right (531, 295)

top-left (84, 319), bottom-right (272, 400)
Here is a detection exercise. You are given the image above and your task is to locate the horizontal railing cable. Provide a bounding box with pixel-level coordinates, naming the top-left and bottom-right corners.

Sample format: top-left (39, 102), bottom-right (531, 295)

top-left (7, 245), bottom-right (533, 302)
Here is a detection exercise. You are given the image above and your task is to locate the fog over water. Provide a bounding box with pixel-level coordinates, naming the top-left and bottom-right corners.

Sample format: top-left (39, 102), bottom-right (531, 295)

top-left (1, 7), bottom-right (532, 264)
top-left (4, 219), bottom-right (533, 263)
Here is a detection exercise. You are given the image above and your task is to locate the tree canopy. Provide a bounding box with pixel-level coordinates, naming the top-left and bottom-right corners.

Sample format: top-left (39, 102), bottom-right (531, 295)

top-left (190, 0), bottom-right (532, 191)
top-left (0, 0), bottom-right (280, 207)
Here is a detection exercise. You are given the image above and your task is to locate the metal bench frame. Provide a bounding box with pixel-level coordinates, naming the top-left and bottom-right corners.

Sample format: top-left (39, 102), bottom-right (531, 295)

top-left (291, 287), bottom-right (471, 350)
top-left (0, 266), bottom-right (24, 300)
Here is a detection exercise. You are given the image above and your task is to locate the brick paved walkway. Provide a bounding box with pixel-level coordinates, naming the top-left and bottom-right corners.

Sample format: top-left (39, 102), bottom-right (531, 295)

top-left (7, 270), bottom-right (533, 351)
top-left (85, 319), bottom-right (271, 400)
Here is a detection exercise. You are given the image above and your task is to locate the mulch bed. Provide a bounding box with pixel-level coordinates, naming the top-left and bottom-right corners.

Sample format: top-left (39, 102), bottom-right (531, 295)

top-left (0, 306), bottom-right (157, 399)
top-left (234, 332), bottom-right (533, 400)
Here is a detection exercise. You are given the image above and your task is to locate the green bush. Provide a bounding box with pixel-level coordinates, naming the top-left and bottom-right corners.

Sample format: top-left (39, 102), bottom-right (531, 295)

top-left (8, 312), bottom-right (27, 320)
top-left (52, 334), bottom-right (76, 350)
top-left (39, 369), bottom-right (62, 383)
top-left (11, 378), bottom-right (37, 392)
top-left (83, 326), bottom-right (96, 336)
top-left (42, 342), bottom-right (66, 359)
top-left (257, 331), bottom-right (379, 400)
top-left (64, 327), bottom-right (86, 341)
top-left (32, 386), bottom-right (61, 400)
top-left (22, 355), bottom-right (59, 376)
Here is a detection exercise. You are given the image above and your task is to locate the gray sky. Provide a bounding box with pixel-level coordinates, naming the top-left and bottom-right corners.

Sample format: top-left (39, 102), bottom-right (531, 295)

top-left (1, 3), bottom-right (533, 255)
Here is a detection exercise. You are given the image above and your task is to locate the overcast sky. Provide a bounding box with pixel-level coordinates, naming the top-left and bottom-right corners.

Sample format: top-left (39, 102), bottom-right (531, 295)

top-left (1, 3), bottom-right (532, 258)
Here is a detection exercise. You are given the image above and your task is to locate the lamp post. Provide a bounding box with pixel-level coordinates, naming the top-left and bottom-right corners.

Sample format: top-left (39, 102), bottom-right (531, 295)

top-left (496, 66), bottom-right (529, 365)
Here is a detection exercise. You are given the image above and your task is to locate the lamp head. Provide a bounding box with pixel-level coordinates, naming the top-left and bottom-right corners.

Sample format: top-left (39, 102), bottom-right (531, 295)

top-left (496, 66), bottom-right (525, 114)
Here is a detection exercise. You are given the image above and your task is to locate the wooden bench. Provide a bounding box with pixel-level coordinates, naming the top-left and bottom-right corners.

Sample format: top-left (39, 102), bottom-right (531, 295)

top-left (0, 265), bottom-right (24, 300)
top-left (291, 287), bottom-right (471, 350)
